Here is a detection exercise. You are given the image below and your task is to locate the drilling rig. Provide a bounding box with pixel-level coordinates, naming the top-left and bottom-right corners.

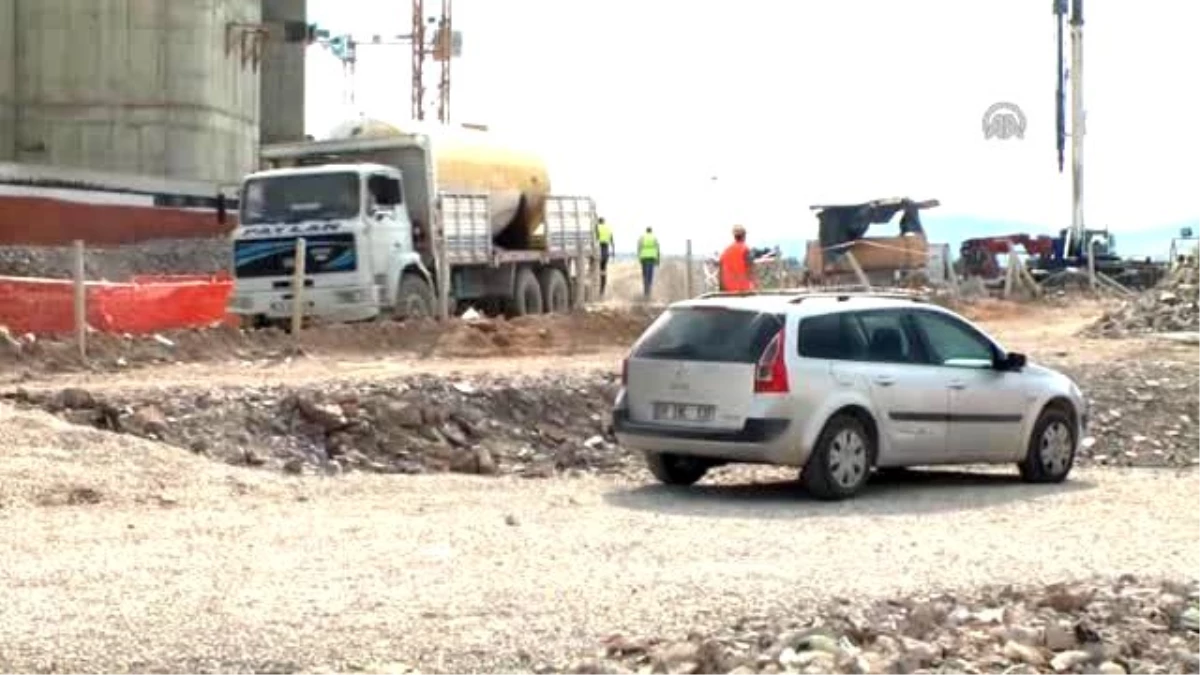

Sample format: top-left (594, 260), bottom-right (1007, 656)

top-left (1032, 0), bottom-right (1164, 290)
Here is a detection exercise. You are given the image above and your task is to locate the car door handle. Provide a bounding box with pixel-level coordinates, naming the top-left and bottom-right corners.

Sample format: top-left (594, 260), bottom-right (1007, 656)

top-left (948, 381), bottom-right (967, 390)
top-left (873, 376), bottom-right (896, 387)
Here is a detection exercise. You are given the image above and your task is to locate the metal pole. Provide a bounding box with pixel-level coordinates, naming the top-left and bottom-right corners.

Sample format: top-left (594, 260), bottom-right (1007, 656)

top-left (72, 240), bottom-right (86, 361)
top-left (290, 237), bottom-right (307, 334)
top-left (1069, 0), bottom-right (1088, 289)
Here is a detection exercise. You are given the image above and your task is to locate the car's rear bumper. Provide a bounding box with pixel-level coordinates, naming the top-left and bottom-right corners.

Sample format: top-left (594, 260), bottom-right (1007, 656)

top-left (612, 408), bottom-right (801, 466)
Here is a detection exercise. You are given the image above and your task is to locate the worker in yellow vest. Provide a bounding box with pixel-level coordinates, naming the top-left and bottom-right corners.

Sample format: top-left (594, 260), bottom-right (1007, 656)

top-left (636, 226), bottom-right (661, 301)
top-left (596, 217), bottom-right (614, 298)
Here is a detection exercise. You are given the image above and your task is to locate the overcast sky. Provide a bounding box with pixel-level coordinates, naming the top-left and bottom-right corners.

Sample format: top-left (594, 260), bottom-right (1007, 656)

top-left (303, 0), bottom-right (1199, 254)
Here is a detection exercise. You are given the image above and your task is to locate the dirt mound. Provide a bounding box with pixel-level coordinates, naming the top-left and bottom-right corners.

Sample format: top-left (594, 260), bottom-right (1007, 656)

top-left (6, 355), bottom-right (1196, 481)
top-left (3, 372), bottom-right (634, 479)
top-left (0, 402), bottom-right (287, 509)
top-left (0, 306), bottom-right (661, 375)
top-left (1083, 265), bottom-right (1199, 337)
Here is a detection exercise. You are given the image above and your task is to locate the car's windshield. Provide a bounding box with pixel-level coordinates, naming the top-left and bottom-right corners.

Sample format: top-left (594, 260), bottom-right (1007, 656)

top-left (633, 307), bottom-right (783, 363)
top-left (241, 172), bottom-right (360, 225)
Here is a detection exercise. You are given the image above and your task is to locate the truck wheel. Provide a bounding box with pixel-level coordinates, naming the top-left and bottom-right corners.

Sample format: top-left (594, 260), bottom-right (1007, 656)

top-left (395, 273), bottom-right (435, 320)
top-left (539, 268), bottom-right (571, 314)
top-left (511, 267), bottom-right (544, 316)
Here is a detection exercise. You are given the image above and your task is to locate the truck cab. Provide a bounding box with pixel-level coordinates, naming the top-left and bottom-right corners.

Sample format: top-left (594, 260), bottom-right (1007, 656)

top-left (227, 162), bottom-right (432, 324)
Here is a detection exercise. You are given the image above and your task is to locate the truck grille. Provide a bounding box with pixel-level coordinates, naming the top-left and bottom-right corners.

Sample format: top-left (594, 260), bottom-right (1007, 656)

top-left (234, 234), bottom-right (357, 278)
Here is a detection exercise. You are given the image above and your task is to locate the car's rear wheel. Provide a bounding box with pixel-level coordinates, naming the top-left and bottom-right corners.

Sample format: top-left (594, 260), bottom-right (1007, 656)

top-left (802, 414), bottom-right (874, 501)
top-left (644, 452), bottom-right (710, 486)
top-left (1018, 406), bottom-right (1076, 483)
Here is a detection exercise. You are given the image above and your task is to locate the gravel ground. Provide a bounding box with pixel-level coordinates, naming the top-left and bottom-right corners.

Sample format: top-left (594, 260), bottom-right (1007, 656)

top-left (1, 455), bottom-right (1196, 673)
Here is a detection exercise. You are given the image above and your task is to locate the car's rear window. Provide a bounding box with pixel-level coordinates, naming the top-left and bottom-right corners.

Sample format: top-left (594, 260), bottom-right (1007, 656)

top-left (633, 307), bottom-right (784, 363)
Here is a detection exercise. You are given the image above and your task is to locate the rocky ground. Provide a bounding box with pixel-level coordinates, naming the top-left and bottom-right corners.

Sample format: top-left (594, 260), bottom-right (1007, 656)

top-left (558, 577), bottom-right (1200, 675)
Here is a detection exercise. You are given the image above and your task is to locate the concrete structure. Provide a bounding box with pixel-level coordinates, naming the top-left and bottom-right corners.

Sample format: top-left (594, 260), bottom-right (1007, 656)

top-left (0, 0), bottom-right (261, 185)
top-left (0, 0), bottom-right (16, 160)
top-left (260, 0), bottom-right (306, 146)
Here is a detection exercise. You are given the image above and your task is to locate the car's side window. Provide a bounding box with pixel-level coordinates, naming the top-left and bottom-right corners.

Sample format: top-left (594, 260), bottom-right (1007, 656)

top-left (852, 310), bottom-right (921, 364)
top-left (910, 310), bottom-right (995, 366)
top-left (797, 312), bottom-right (867, 360)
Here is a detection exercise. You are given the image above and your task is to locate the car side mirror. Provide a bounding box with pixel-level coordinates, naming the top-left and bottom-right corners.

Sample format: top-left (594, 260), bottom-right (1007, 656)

top-left (995, 351), bottom-right (1027, 371)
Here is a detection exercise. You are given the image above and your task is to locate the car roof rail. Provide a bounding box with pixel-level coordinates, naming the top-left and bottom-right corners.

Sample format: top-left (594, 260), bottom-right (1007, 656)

top-left (785, 286), bottom-right (932, 303)
top-left (695, 286), bottom-right (931, 303)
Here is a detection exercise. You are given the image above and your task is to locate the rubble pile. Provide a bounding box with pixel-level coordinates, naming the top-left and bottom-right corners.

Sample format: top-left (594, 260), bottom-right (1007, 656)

top-left (4, 373), bottom-right (635, 478)
top-left (0, 238), bottom-right (231, 280)
top-left (556, 577), bottom-right (1200, 675)
top-left (1084, 266), bottom-right (1199, 337)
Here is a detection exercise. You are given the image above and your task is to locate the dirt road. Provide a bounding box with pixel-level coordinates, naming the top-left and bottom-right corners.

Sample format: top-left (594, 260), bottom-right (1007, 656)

top-left (1, 295), bottom-right (1197, 673)
top-left (1, 467), bottom-right (1196, 674)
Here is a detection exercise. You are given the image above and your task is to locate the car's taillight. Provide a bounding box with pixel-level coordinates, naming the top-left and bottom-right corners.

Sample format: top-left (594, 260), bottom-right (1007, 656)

top-left (754, 329), bottom-right (789, 394)
top-left (621, 357), bottom-right (629, 386)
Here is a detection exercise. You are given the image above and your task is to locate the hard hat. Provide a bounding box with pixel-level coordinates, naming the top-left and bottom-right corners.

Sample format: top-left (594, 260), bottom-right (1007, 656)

top-left (732, 224), bottom-right (746, 236)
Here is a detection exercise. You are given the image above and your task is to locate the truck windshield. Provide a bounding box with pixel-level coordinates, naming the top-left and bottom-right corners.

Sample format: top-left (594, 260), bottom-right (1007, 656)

top-left (241, 172), bottom-right (360, 224)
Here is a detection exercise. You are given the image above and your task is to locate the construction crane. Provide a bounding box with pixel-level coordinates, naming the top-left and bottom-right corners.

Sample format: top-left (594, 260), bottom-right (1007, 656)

top-left (309, 0), bottom-right (460, 122)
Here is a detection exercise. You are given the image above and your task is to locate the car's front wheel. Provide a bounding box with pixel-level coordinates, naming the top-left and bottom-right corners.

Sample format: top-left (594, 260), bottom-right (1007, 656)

top-left (802, 414), bottom-right (874, 501)
top-left (644, 452), bottom-right (710, 486)
top-left (1018, 406), bottom-right (1076, 483)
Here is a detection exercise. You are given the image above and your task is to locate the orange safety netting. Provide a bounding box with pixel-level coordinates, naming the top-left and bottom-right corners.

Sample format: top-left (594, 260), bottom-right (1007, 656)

top-left (0, 273), bottom-right (236, 336)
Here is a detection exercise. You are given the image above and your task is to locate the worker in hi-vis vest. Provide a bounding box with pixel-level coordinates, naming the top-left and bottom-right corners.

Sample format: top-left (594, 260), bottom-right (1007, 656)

top-left (636, 226), bottom-right (661, 301)
top-left (718, 224), bottom-right (756, 292)
top-left (596, 217), bottom-right (614, 297)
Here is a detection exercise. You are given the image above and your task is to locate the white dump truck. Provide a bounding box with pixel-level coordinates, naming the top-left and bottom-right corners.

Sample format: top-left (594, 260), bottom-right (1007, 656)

top-left (226, 119), bottom-right (598, 324)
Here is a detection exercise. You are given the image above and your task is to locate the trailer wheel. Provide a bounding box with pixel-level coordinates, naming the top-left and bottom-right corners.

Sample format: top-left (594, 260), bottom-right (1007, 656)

top-left (511, 267), bottom-right (544, 316)
top-left (540, 267), bottom-right (571, 314)
top-left (395, 272), bottom-right (435, 320)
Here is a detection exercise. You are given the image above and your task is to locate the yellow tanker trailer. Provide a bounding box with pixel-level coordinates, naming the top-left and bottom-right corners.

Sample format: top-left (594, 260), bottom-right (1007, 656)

top-left (233, 121), bottom-right (598, 324)
top-left (323, 119), bottom-right (552, 249)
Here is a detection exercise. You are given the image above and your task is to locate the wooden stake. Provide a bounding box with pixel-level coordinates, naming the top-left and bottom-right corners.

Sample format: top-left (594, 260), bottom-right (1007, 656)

top-left (290, 237), bottom-right (307, 334)
top-left (844, 251), bottom-right (871, 290)
top-left (72, 239), bottom-right (86, 361)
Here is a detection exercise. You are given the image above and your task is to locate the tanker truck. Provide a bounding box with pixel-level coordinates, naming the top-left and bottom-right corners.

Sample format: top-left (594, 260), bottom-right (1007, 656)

top-left (226, 119), bottom-right (598, 324)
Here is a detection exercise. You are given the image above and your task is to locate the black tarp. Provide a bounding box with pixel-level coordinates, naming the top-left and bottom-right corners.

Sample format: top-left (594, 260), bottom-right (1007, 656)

top-left (811, 198), bottom-right (938, 259)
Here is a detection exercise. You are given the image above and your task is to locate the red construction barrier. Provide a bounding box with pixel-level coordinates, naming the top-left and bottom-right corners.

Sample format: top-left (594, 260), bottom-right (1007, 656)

top-left (0, 274), bottom-right (235, 336)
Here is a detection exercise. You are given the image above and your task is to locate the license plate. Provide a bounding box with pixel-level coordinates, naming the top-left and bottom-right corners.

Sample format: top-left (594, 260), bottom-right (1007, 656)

top-left (653, 402), bottom-right (715, 422)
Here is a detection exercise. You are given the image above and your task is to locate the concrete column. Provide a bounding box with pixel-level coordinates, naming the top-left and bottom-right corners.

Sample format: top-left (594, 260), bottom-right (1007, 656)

top-left (260, 0), bottom-right (307, 146)
top-left (0, 0), bottom-right (16, 160)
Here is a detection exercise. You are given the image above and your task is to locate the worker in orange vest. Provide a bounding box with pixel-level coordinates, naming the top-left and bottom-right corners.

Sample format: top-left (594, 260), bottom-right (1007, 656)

top-left (718, 224), bottom-right (756, 292)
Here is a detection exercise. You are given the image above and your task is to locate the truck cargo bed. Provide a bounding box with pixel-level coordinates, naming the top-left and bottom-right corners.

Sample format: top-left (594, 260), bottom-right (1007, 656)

top-left (440, 193), bottom-right (595, 267)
